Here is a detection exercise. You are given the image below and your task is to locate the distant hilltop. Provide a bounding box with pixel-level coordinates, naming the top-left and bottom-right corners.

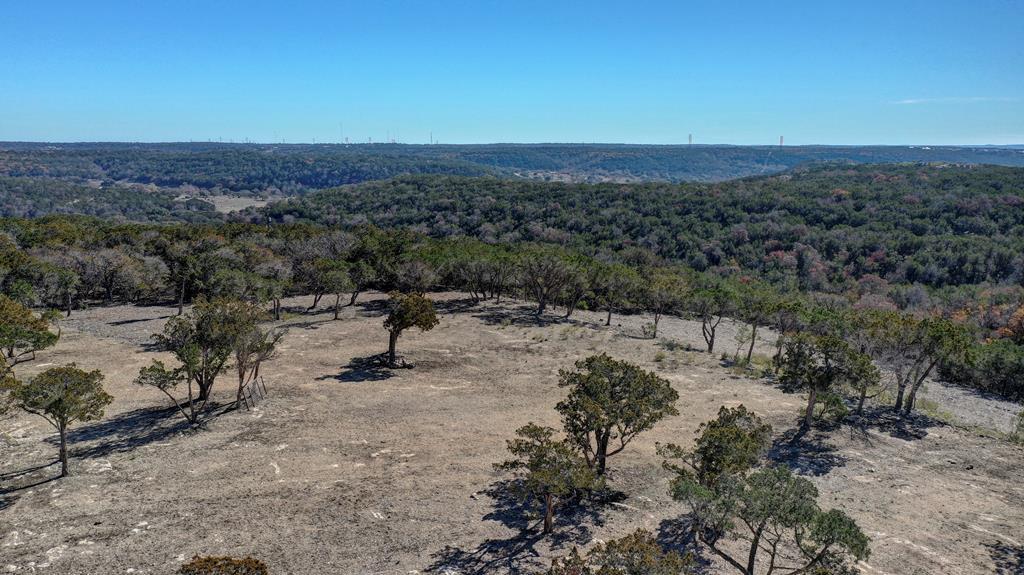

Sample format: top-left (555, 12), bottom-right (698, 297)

top-left (1, 142), bottom-right (1023, 191)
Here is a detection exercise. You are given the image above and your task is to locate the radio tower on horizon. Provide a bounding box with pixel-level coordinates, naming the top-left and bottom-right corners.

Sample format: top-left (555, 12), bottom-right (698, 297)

top-left (780, 135), bottom-right (784, 147)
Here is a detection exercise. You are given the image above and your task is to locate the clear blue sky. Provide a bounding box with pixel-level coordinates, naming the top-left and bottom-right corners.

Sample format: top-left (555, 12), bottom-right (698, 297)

top-left (1, 0), bottom-right (1021, 145)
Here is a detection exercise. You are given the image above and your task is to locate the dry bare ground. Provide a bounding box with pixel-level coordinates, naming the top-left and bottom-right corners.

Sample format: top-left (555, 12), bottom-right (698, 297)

top-left (1, 292), bottom-right (1022, 574)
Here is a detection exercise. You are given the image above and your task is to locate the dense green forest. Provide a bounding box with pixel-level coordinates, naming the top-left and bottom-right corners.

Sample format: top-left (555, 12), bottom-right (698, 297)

top-left (0, 144), bottom-right (491, 195)
top-left (3, 142), bottom-right (1023, 194)
top-left (0, 177), bottom-right (221, 222)
top-left (260, 164), bottom-right (1024, 291)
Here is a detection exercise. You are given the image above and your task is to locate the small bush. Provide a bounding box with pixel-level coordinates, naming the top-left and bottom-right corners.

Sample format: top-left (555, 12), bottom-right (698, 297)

top-left (179, 556), bottom-right (269, 575)
top-left (641, 323), bottom-right (657, 339)
top-left (1010, 410), bottom-right (1024, 445)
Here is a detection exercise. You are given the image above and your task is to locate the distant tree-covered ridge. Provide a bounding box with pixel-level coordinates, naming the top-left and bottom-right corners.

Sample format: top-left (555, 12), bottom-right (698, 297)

top-left (259, 163), bottom-right (1024, 290)
top-left (2, 142), bottom-right (1023, 194)
top-left (0, 176), bottom-right (220, 223)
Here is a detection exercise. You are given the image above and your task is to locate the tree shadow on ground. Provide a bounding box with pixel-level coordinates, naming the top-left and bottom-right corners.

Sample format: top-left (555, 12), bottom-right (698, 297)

top-left (277, 317), bottom-right (336, 331)
top-left (986, 541), bottom-right (1024, 574)
top-left (767, 427), bottom-right (848, 476)
top-left (107, 315), bottom-right (171, 326)
top-left (846, 406), bottom-right (942, 442)
top-left (0, 461), bottom-right (60, 506)
top-left (425, 480), bottom-right (607, 574)
top-left (468, 304), bottom-right (592, 330)
top-left (51, 405), bottom-right (192, 460)
top-left (656, 516), bottom-right (715, 574)
top-left (352, 298), bottom-right (390, 318)
top-left (433, 296), bottom-right (485, 315)
top-left (316, 353), bottom-right (404, 383)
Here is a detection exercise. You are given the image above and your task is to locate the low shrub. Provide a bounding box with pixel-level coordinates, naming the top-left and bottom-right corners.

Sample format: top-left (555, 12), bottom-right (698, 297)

top-left (179, 556), bottom-right (269, 575)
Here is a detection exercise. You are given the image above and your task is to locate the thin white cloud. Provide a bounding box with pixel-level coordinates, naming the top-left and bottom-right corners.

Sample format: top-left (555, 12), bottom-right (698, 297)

top-left (893, 96), bottom-right (1018, 105)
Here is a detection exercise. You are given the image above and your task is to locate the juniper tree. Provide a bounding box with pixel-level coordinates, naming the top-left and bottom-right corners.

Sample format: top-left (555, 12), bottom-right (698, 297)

top-left (383, 292), bottom-right (439, 367)
top-left (149, 298), bottom-right (261, 403)
top-left (735, 281), bottom-right (780, 365)
top-left (0, 294), bottom-right (59, 367)
top-left (3, 365), bottom-right (112, 477)
top-left (519, 249), bottom-right (571, 316)
top-left (670, 464), bottom-right (869, 575)
top-left (556, 354), bottom-right (679, 475)
top-left (233, 323), bottom-right (286, 404)
top-left (347, 260), bottom-right (376, 306)
top-left (559, 264), bottom-right (590, 319)
top-left (543, 529), bottom-right (692, 575)
top-left (591, 263), bottom-right (639, 327)
top-left (860, 312), bottom-right (972, 414)
top-left (316, 260), bottom-right (353, 320)
top-left (686, 280), bottom-right (737, 354)
top-left (495, 423), bottom-right (599, 535)
top-left (660, 405), bottom-right (772, 489)
top-left (779, 333), bottom-right (875, 429)
top-left (644, 272), bottom-right (686, 338)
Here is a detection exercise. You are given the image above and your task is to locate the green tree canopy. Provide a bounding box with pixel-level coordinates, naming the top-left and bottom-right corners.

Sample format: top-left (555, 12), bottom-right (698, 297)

top-left (495, 423), bottom-right (599, 535)
top-left (383, 291), bottom-right (439, 367)
top-left (2, 364), bottom-right (112, 477)
top-left (556, 354), bottom-right (679, 475)
top-left (0, 294), bottom-right (59, 367)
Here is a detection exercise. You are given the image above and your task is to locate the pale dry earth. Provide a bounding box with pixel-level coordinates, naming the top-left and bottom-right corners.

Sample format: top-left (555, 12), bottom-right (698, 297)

top-left (1, 292), bottom-right (1022, 575)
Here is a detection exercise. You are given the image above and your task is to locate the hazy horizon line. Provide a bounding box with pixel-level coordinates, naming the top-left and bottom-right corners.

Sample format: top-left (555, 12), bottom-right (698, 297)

top-left (2, 140), bottom-right (1023, 148)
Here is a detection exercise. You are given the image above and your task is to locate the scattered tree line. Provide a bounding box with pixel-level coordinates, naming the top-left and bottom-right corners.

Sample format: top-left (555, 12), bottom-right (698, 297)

top-left (2, 215), bottom-right (1018, 406)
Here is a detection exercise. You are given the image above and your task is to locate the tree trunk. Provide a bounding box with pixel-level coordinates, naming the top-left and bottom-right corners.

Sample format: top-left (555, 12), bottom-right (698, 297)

top-left (236, 370), bottom-right (246, 404)
top-left (65, 292), bottom-right (73, 317)
top-left (595, 432), bottom-right (610, 476)
top-left (745, 324), bottom-right (758, 364)
top-left (856, 387), bottom-right (867, 415)
top-left (804, 387), bottom-right (818, 429)
top-left (543, 493), bottom-right (554, 534)
top-left (177, 277), bottom-right (186, 316)
top-left (59, 424), bottom-right (69, 477)
top-left (197, 376), bottom-right (212, 402)
top-left (310, 292), bottom-right (322, 310)
top-left (536, 296), bottom-right (547, 315)
top-left (704, 320), bottom-right (717, 354)
top-left (904, 388), bottom-right (918, 414)
top-left (652, 313), bottom-right (661, 338)
top-left (905, 364), bottom-right (936, 415)
top-left (894, 381), bottom-right (906, 412)
top-left (388, 330), bottom-right (399, 366)
top-left (606, 308), bottom-right (612, 326)
top-left (334, 293), bottom-right (341, 320)
top-left (349, 290), bottom-right (360, 306)
top-left (274, 298), bottom-right (281, 320)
